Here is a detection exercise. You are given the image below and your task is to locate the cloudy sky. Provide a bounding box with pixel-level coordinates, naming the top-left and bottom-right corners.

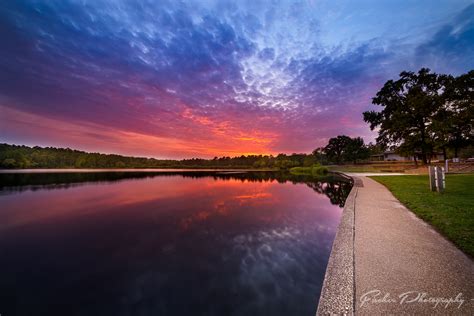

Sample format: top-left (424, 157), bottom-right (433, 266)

top-left (1, 0), bottom-right (473, 158)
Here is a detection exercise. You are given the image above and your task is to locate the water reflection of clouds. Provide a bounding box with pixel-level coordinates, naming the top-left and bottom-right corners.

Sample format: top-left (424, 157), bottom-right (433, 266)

top-left (179, 183), bottom-right (276, 231)
top-left (0, 173), bottom-right (348, 315)
top-left (230, 226), bottom-right (327, 313)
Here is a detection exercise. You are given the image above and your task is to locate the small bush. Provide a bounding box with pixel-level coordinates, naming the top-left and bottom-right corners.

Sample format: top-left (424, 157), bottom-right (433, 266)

top-left (289, 164), bottom-right (329, 176)
top-left (289, 167), bottom-right (310, 174)
top-left (312, 165), bottom-right (328, 175)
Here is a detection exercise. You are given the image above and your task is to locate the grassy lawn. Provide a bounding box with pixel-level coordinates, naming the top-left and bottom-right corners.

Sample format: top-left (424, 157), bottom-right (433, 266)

top-left (370, 174), bottom-right (474, 257)
top-left (328, 163), bottom-right (416, 173)
top-left (329, 165), bottom-right (383, 173)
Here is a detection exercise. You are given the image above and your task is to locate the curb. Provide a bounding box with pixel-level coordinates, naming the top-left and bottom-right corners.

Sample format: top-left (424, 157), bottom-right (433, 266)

top-left (316, 175), bottom-right (359, 315)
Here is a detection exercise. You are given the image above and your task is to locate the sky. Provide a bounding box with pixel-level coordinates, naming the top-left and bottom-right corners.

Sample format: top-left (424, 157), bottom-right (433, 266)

top-left (0, 0), bottom-right (473, 159)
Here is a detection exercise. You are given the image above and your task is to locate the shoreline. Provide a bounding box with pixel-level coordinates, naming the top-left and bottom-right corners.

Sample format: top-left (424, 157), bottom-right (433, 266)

top-left (0, 168), bottom-right (278, 174)
top-left (316, 174), bottom-right (359, 315)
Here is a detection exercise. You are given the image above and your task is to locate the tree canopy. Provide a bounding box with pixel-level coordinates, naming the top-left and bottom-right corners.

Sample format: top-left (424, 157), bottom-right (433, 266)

top-left (323, 135), bottom-right (352, 164)
top-left (363, 68), bottom-right (473, 163)
top-left (322, 135), bottom-right (370, 164)
top-left (343, 137), bottom-right (371, 164)
top-left (438, 70), bottom-right (474, 157)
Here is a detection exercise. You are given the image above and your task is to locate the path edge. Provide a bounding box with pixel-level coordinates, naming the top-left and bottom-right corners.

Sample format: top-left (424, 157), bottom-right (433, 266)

top-left (316, 173), bottom-right (357, 315)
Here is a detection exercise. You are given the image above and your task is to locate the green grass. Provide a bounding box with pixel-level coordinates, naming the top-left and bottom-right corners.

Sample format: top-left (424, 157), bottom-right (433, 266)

top-left (329, 165), bottom-right (381, 173)
top-left (328, 164), bottom-right (411, 173)
top-left (370, 174), bottom-right (474, 257)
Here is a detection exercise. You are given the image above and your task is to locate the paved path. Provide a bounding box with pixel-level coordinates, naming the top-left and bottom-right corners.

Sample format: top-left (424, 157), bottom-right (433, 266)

top-left (317, 175), bottom-right (474, 315)
top-left (342, 172), bottom-right (407, 176)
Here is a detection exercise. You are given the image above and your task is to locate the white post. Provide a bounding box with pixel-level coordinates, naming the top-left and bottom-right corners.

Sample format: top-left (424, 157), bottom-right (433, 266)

top-left (445, 159), bottom-right (449, 173)
top-left (435, 167), bottom-right (445, 193)
top-left (441, 167), bottom-right (446, 192)
top-left (429, 166), bottom-right (436, 191)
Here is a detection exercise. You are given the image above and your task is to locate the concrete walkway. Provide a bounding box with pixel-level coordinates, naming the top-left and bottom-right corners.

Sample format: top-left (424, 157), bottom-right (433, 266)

top-left (318, 175), bottom-right (474, 315)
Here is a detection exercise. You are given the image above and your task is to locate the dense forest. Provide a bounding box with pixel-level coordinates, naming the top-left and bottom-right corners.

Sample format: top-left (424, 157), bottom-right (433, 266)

top-left (0, 143), bottom-right (321, 169)
top-left (3, 136), bottom-right (470, 170)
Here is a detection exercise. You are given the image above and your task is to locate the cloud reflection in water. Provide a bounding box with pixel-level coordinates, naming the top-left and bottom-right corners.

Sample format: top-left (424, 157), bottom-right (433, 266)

top-left (0, 171), bottom-right (351, 315)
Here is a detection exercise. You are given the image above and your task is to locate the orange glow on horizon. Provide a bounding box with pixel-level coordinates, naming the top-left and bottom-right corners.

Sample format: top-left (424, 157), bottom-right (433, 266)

top-left (0, 105), bottom-right (281, 159)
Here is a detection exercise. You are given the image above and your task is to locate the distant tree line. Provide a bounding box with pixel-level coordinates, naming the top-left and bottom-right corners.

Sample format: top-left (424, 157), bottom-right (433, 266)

top-left (363, 68), bottom-right (473, 164)
top-left (0, 139), bottom-right (375, 170)
top-left (0, 143), bottom-right (319, 169)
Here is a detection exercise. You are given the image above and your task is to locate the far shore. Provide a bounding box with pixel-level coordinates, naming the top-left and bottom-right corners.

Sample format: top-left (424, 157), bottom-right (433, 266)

top-left (0, 168), bottom-right (279, 174)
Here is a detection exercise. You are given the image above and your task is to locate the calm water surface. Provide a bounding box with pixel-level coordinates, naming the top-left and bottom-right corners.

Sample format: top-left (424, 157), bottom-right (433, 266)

top-left (0, 171), bottom-right (351, 315)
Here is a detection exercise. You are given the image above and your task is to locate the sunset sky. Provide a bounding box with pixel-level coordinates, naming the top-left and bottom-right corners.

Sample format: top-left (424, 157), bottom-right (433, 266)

top-left (1, 0), bottom-right (473, 158)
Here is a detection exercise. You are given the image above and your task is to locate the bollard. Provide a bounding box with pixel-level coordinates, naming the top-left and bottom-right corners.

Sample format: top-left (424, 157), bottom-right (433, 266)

top-left (442, 167), bottom-right (446, 192)
top-left (429, 166), bottom-right (445, 192)
top-left (436, 167), bottom-right (445, 193)
top-left (428, 166), bottom-right (436, 191)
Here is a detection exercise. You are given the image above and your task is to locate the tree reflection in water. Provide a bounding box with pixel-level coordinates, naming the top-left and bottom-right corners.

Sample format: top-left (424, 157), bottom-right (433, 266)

top-left (305, 181), bottom-right (353, 207)
top-left (0, 171), bottom-right (352, 206)
top-left (0, 170), bottom-right (352, 316)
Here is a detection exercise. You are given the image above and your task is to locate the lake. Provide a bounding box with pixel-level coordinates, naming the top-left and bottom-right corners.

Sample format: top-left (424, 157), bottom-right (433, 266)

top-left (0, 171), bottom-right (352, 315)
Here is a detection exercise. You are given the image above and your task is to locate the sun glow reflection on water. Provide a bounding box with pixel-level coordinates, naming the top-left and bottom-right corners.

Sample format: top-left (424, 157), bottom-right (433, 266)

top-left (0, 172), bottom-right (350, 315)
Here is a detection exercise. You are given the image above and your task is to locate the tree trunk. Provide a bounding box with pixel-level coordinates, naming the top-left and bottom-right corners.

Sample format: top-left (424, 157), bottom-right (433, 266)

top-left (454, 147), bottom-right (459, 158)
top-left (337, 150), bottom-right (343, 165)
top-left (420, 125), bottom-right (428, 165)
top-left (421, 151), bottom-right (428, 165)
top-left (442, 147), bottom-right (447, 161)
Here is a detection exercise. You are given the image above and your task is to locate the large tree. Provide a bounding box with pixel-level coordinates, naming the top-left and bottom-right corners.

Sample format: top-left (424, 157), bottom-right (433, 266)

top-left (363, 68), bottom-right (445, 164)
top-left (437, 71), bottom-right (474, 158)
top-left (343, 137), bottom-right (371, 164)
top-left (322, 135), bottom-right (370, 164)
top-left (323, 135), bottom-right (352, 164)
